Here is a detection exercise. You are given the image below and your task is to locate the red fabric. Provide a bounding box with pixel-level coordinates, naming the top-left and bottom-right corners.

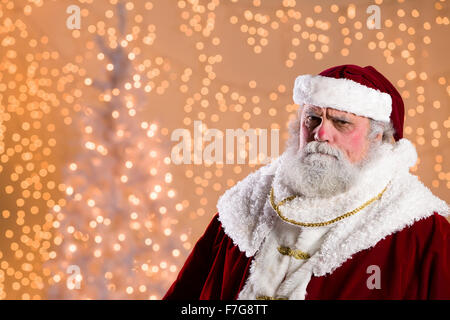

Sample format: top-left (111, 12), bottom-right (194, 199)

top-left (164, 212), bottom-right (450, 300)
top-left (305, 212), bottom-right (450, 299)
top-left (319, 64), bottom-right (404, 141)
top-left (163, 215), bottom-right (252, 300)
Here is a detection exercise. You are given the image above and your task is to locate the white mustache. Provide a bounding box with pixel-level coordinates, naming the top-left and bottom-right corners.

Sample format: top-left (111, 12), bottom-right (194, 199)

top-left (302, 142), bottom-right (344, 160)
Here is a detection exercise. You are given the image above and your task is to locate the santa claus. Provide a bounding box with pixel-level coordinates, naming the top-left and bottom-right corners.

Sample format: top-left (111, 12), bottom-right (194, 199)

top-left (164, 64), bottom-right (450, 300)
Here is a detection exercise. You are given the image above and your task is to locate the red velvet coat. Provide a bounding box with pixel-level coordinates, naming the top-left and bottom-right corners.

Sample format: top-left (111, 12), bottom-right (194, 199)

top-left (164, 212), bottom-right (450, 300)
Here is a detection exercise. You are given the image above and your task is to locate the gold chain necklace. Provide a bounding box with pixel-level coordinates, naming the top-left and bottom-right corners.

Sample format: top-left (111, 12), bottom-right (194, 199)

top-left (270, 183), bottom-right (389, 227)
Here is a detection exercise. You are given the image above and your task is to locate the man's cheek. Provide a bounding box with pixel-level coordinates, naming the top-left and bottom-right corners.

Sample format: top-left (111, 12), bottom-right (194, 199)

top-left (299, 126), bottom-right (310, 147)
top-left (350, 135), bottom-right (364, 148)
top-left (347, 130), bottom-right (369, 160)
top-left (347, 125), bottom-right (367, 145)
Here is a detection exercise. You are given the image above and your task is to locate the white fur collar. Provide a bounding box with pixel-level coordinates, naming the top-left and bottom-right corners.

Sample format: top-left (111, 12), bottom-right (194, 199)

top-left (217, 139), bottom-right (449, 276)
top-left (216, 157), bottom-right (279, 257)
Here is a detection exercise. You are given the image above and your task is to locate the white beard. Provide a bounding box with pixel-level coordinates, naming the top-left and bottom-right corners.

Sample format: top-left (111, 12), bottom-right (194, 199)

top-left (277, 141), bottom-right (379, 199)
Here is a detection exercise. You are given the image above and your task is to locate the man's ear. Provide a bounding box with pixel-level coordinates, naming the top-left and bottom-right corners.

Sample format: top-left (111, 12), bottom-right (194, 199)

top-left (375, 132), bottom-right (382, 141)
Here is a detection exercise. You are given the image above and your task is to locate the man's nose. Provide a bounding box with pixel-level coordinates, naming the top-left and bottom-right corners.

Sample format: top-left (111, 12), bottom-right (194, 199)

top-left (314, 119), bottom-right (333, 142)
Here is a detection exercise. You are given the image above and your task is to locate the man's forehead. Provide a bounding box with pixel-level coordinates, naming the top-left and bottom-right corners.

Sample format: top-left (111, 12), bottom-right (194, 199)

top-left (303, 104), bottom-right (361, 118)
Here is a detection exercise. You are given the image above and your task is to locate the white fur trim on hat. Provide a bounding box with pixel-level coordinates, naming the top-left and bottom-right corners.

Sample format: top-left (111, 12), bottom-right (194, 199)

top-left (293, 74), bottom-right (392, 122)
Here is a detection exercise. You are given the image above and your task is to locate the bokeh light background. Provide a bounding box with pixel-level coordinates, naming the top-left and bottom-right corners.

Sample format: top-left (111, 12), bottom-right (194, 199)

top-left (0, 0), bottom-right (448, 299)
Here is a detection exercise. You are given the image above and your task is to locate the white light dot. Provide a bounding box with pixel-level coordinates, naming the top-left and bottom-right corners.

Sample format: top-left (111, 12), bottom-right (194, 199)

top-left (139, 285), bottom-right (147, 293)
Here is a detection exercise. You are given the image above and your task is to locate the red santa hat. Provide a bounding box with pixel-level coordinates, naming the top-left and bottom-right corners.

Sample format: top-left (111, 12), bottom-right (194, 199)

top-left (293, 64), bottom-right (404, 141)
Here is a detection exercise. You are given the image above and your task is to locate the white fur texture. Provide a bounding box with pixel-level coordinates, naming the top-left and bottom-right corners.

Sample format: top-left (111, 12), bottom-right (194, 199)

top-left (217, 138), bottom-right (449, 299)
top-left (293, 74), bottom-right (392, 122)
top-left (237, 219), bottom-right (330, 300)
top-left (217, 157), bottom-right (280, 257)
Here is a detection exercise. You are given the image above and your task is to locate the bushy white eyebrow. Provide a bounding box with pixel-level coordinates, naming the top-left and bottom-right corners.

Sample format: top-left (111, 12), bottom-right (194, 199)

top-left (304, 108), bottom-right (322, 116)
top-left (329, 115), bottom-right (351, 122)
top-left (304, 106), bottom-right (356, 124)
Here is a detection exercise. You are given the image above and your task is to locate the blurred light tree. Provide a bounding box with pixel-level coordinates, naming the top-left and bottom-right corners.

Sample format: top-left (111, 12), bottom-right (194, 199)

top-left (46, 3), bottom-right (184, 299)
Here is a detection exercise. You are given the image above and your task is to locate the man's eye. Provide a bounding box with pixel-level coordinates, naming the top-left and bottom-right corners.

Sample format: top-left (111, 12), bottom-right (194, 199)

top-left (333, 119), bottom-right (349, 126)
top-left (305, 116), bottom-right (321, 127)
